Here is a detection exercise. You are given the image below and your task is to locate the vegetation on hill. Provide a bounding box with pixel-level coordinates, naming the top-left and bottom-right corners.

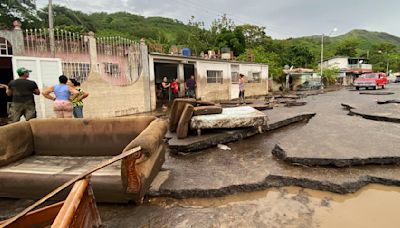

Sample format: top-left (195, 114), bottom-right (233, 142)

top-left (1, 2), bottom-right (399, 80)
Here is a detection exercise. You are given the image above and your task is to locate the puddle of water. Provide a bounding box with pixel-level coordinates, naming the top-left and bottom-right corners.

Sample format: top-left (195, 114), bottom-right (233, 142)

top-left (312, 184), bottom-right (400, 228)
top-left (149, 184), bottom-right (400, 227)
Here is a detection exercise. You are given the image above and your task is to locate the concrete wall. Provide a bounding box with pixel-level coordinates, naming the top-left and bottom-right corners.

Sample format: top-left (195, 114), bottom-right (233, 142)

top-left (196, 61), bottom-right (231, 101)
top-left (81, 71), bottom-right (147, 117)
top-left (238, 64), bottom-right (268, 98)
top-left (149, 54), bottom-right (269, 103)
top-left (323, 57), bottom-right (348, 70)
top-left (81, 36), bottom-right (151, 117)
top-left (195, 61), bottom-right (268, 101)
top-left (0, 29), bottom-right (24, 55)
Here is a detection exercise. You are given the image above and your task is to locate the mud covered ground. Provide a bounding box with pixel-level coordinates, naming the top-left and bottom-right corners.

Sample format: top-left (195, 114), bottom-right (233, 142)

top-left (2, 85), bottom-right (400, 227)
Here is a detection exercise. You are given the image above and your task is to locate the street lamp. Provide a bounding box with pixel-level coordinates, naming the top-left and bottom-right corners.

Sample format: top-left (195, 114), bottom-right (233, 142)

top-left (320, 28), bottom-right (338, 78)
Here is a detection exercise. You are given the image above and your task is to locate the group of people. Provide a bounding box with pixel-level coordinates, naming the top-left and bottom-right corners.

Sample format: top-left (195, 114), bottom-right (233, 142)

top-left (160, 75), bottom-right (197, 110)
top-left (0, 67), bottom-right (88, 123)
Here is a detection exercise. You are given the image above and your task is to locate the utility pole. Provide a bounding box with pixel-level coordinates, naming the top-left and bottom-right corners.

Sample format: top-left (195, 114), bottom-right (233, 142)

top-left (320, 28), bottom-right (337, 80)
top-left (48, 0), bottom-right (55, 58)
top-left (320, 34), bottom-right (324, 77)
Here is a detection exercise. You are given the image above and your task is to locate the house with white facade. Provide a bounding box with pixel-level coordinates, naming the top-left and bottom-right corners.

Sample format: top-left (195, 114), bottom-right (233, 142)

top-left (149, 53), bottom-right (268, 110)
top-left (321, 56), bottom-right (372, 85)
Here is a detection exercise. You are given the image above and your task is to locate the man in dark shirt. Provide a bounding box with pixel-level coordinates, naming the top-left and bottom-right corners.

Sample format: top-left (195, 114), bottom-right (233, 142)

top-left (185, 75), bottom-right (197, 98)
top-left (6, 67), bottom-right (40, 123)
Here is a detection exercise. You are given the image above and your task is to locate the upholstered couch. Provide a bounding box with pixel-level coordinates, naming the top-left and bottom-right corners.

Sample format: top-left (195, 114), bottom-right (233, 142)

top-left (0, 116), bottom-right (167, 203)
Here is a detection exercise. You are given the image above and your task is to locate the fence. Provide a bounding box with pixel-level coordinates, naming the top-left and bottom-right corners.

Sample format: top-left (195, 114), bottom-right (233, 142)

top-left (96, 36), bottom-right (142, 86)
top-left (22, 29), bottom-right (144, 86)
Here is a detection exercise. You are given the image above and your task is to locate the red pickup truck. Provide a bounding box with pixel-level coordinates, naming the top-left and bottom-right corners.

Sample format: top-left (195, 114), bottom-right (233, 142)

top-left (354, 72), bottom-right (388, 90)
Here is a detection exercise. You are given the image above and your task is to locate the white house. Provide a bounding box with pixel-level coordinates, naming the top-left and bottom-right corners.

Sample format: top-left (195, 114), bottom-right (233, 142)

top-left (321, 56), bottom-right (372, 85)
top-left (149, 53), bottom-right (268, 110)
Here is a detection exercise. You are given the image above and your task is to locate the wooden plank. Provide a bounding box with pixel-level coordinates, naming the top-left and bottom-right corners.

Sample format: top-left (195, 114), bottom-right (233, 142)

top-left (0, 202), bottom-right (64, 228)
top-left (0, 146), bottom-right (141, 228)
top-left (176, 104), bottom-right (194, 139)
top-left (52, 179), bottom-right (89, 228)
top-left (169, 98), bottom-right (196, 132)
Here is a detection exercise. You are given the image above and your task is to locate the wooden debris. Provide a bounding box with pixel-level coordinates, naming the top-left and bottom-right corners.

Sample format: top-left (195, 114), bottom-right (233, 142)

top-left (176, 104), bottom-right (194, 139)
top-left (193, 106), bottom-right (222, 116)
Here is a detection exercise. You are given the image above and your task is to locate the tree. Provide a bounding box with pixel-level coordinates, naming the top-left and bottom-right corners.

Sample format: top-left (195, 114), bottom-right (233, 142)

top-left (369, 42), bottom-right (398, 72)
top-left (38, 5), bottom-right (96, 32)
top-left (0, 0), bottom-right (41, 29)
top-left (237, 47), bottom-right (283, 81)
top-left (321, 66), bottom-right (340, 86)
top-left (285, 44), bottom-right (314, 68)
top-left (186, 16), bottom-right (209, 55)
top-left (238, 24), bottom-right (273, 48)
top-left (335, 38), bottom-right (360, 56)
top-left (211, 15), bottom-right (246, 56)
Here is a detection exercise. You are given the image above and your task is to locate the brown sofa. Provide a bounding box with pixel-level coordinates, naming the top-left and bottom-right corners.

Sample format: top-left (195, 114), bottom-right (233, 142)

top-left (0, 116), bottom-right (167, 203)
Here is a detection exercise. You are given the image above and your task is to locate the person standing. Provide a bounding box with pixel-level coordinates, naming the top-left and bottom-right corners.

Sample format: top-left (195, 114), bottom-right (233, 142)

top-left (238, 74), bottom-right (245, 104)
top-left (42, 75), bottom-right (79, 118)
top-left (185, 75), bottom-right (196, 98)
top-left (170, 78), bottom-right (179, 100)
top-left (5, 67), bottom-right (40, 123)
top-left (161, 76), bottom-right (170, 110)
top-left (69, 79), bottom-right (89, 118)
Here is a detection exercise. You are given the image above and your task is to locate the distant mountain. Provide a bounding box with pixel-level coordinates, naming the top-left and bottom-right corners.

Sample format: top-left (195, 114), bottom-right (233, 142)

top-left (294, 29), bottom-right (400, 49)
top-left (332, 29), bottom-right (400, 49)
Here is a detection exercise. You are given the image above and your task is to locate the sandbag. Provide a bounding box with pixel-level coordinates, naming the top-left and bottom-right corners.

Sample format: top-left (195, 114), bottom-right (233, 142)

top-left (193, 105), bottom-right (222, 116)
top-left (169, 98), bottom-right (196, 132)
top-left (176, 103), bottom-right (194, 139)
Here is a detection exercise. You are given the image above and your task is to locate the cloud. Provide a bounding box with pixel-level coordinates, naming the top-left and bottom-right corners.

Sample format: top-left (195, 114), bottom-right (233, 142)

top-left (36, 0), bottom-right (400, 39)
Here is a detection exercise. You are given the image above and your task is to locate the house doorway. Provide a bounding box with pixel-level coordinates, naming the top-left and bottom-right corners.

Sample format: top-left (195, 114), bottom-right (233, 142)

top-left (0, 57), bottom-right (13, 118)
top-left (184, 64), bottom-right (195, 81)
top-left (154, 62), bottom-right (178, 107)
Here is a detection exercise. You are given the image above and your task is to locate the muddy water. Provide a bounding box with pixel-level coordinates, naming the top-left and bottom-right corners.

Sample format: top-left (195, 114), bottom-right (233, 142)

top-left (149, 184), bottom-right (400, 228)
top-left (312, 184), bottom-right (400, 228)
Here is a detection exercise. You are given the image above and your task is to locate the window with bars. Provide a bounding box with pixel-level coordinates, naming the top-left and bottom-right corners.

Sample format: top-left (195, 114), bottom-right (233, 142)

top-left (62, 62), bottom-right (90, 83)
top-left (0, 38), bottom-right (12, 55)
top-left (248, 72), bottom-right (261, 83)
top-left (104, 63), bottom-right (120, 76)
top-left (207, 70), bottom-right (223, 83)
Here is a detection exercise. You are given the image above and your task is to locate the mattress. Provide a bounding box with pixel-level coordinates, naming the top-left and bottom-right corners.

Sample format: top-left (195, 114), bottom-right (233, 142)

top-left (190, 106), bottom-right (268, 129)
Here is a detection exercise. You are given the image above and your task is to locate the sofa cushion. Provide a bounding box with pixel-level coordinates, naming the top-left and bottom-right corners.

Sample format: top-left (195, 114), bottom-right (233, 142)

top-left (0, 122), bottom-right (33, 167)
top-left (30, 116), bottom-right (156, 156)
top-left (0, 155), bottom-right (128, 203)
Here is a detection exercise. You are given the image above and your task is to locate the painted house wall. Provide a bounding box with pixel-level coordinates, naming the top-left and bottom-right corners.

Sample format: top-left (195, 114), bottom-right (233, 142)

top-left (148, 54), bottom-right (268, 104)
top-left (323, 57), bottom-right (348, 70)
top-left (81, 71), bottom-right (147, 117)
top-left (196, 61), bottom-right (231, 101)
top-left (238, 64), bottom-right (268, 98)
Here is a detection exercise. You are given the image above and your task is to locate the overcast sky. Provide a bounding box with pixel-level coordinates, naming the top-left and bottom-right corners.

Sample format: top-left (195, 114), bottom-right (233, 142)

top-left (36, 0), bottom-right (400, 39)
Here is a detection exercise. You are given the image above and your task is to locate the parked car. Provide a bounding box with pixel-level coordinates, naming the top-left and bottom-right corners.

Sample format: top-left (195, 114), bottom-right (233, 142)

top-left (394, 76), bottom-right (400, 83)
top-left (354, 73), bottom-right (388, 90)
top-left (297, 80), bottom-right (322, 90)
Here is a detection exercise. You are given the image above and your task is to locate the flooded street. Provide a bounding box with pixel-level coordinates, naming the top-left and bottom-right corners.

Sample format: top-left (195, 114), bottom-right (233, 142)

top-left (98, 184), bottom-right (400, 227)
top-left (3, 86), bottom-right (400, 227)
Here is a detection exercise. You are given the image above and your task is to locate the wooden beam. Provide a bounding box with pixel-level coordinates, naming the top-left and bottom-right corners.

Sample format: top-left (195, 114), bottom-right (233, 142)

top-left (0, 202), bottom-right (64, 228)
top-left (52, 179), bottom-right (89, 228)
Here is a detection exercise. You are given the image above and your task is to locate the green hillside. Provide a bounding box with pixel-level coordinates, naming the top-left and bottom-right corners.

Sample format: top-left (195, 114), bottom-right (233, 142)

top-left (332, 29), bottom-right (400, 49)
